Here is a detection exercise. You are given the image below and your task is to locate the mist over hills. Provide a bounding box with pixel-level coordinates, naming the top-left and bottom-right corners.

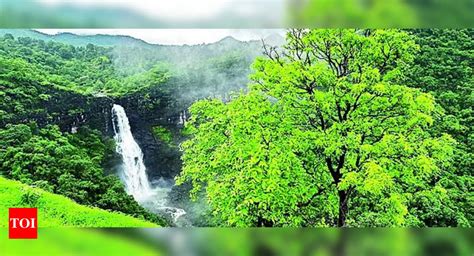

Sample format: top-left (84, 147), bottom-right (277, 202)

top-left (0, 29), bottom-right (157, 47)
top-left (0, 29), bottom-right (286, 78)
top-left (0, 29), bottom-right (285, 47)
top-left (0, 29), bottom-right (271, 221)
top-left (0, 29), bottom-right (289, 104)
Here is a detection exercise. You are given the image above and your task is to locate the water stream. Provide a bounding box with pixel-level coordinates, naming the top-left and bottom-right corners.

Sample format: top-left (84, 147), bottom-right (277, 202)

top-left (111, 104), bottom-right (188, 226)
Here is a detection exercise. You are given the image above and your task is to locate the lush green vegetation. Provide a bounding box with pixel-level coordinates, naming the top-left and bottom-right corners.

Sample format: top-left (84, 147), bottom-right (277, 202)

top-left (0, 34), bottom-right (170, 97)
top-left (291, 0), bottom-right (473, 27)
top-left (152, 125), bottom-right (174, 146)
top-left (0, 29), bottom-right (471, 228)
top-left (0, 32), bottom-right (258, 227)
top-left (402, 29), bottom-right (473, 226)
top-left (178, 29), bottom-right (472, 227)
top-left (0, 177), bottom-right (157, 227)
top-left (1, 228), bottom-right (160, 255)
top-left (0, 123), bottom-right (166, 225)
top-left (0, 33), bottom-right (257, 125)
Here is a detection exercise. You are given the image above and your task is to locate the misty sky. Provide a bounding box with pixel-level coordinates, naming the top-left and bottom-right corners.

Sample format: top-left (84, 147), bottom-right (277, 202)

top-left (36, 0), bottom-right (285, 27)
top-left (38, 0), bottom-right (283, 20)
top-left (36, 29), bottom-right (286, 45)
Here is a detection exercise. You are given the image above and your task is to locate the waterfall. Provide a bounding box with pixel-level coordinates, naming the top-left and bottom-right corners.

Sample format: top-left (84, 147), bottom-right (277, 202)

top-left (111, 104), bottom-right (189, 226)
top-left (111, 104), bottom-right (151, 201)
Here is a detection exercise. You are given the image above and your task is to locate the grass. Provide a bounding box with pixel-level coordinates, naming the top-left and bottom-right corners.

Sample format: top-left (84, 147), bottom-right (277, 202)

top-left (0, 176), bottom-right (158, 227)
top-left (0, 228), bottom-right (161, 255)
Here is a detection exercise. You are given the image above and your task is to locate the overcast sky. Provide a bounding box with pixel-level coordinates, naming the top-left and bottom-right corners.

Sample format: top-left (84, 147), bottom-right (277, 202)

top-left (38, 0), bottom-right (265, 20)
top-left (36, 29), bottom-right (285, 45)
top-left (36, 0), bottom-right (284, 27)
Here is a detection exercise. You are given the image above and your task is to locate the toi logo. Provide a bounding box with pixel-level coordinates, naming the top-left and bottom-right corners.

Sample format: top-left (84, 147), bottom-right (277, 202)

top-left (9, 208), bottom-right (37, 239)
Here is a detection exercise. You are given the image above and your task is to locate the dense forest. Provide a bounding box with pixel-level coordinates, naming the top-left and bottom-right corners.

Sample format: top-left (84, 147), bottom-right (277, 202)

top-left (0, 29), bottom-right (472, 227)
top-left (0, 30), bottom-right (261, 225)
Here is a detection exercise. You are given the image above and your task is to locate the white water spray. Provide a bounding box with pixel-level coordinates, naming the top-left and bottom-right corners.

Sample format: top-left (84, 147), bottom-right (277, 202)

top-left (111, 104), bottom-right (189, 225)
top-left (112, 104), bottom-right (152, 201)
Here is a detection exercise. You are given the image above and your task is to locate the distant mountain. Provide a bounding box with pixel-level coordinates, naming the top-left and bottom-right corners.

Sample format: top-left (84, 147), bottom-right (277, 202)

top-left (263, 33), bottom-right (286, 47)
top-left (0, 29), bottom-right (151, 47)
top-left (216, 35), bottom-right (241, 44)
top-left (0, 29), bottom-right (50, 41)
top-left (0, 29), bottom-right (285, 77)
top-left (0, 29), bottom-right (277, 49)
top-left (51, 32), bottom-right (152, 47)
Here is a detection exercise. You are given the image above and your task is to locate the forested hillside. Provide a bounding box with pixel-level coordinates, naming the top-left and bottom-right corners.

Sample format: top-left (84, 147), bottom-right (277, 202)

top-left (0, 29), bottom-right (471, 227)
top-left (178, 29), bottom-right (473, 227)
top-left (404, 29), bottom-right (473, 226)
top-left (0, 31), bottom-right (261, 226)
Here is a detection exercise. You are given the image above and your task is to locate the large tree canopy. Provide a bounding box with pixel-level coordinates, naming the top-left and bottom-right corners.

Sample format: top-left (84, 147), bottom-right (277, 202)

top-left (177, 29), bottom-right (457, 227)
top-left (402, 29), bottom-right (473, 227)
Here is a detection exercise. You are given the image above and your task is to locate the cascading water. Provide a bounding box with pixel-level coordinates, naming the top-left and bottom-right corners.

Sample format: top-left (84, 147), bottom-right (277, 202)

top-left (112, 104), bottom-right (152, 201)
top-left (111, 104), bottom-right (189, 226)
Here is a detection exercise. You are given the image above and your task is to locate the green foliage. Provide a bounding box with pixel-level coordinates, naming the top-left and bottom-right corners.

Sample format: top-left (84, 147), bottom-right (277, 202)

top-left (178, 29), bottom-right (461, 227)
top-left (152, 125), bottom-right (174, 146)
top-left (0, 177), bottom-right (157, 227)
top-left (0, 228), bottom-right (160, 255)
top-left (0, 123), bottom-right (166, 226)
top-left (0, 32), bottom-right (258, 228)
top-left (0, 56), bottom-right (47, 124)
top-left (0, 33), bottom-right (257, 126)
top-left (1, 30), bottom-right (470, 228)
top-left (402, 29), bottom-right (473, 226)
top-left (0, 34), bottom-right (169, 97)
top-left (295, 0), bottom-right (416, 27)
top-left (289, 0), bottom-right (473, 28)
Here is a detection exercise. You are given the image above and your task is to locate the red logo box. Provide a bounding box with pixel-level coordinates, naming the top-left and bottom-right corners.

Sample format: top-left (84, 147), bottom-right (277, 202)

top-left (9, 208), bottom-right (37, 239)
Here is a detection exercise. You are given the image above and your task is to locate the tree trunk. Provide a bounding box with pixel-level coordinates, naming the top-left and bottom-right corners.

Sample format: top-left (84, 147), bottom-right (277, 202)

top-left (337, 190), bottom-right (348, 227)
top-left (257, 216), bottom-right (274, 227)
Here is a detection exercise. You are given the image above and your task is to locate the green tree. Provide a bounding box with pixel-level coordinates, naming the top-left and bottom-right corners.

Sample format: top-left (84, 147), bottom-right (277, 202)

top-left (177, 29), bottom-right (456, 227)
top-left (0, 123), bottom-right (166, 225)
top-left (402, 29), bottom-right (473, 226)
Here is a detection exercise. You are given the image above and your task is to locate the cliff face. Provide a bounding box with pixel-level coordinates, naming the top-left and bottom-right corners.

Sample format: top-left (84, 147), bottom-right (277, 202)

top-left (2, 88), bottom-right (176, 179)
top-left (13, 85), bottom-right (187, 180)
top-left (2, 87), bottom-right (114, 135)
top-left (64, 96), bottom-right (115, 136)
top-left (4, 70), bottom-right (239, 182)
top-left (116, 88), bottom-right (186, 180)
